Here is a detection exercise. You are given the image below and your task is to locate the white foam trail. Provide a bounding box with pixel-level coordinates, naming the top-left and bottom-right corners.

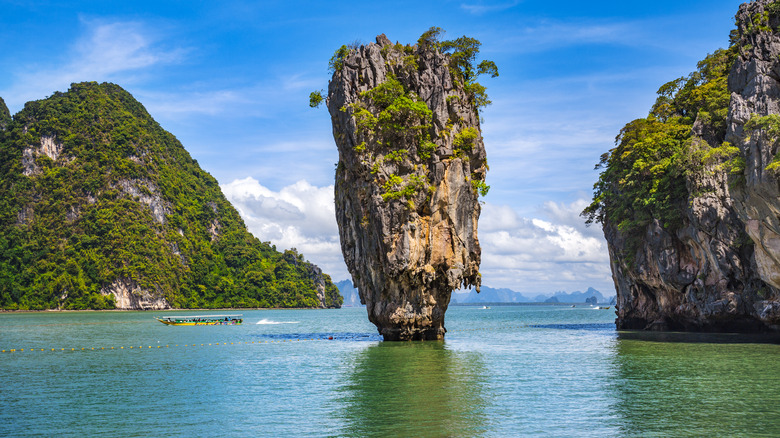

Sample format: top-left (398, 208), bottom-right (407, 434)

top-left (255, 319), bottom-right (299, 325)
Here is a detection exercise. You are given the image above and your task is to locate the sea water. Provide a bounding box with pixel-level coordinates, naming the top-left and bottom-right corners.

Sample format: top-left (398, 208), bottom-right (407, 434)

top-left (1, 305), bottom-right (779, 437)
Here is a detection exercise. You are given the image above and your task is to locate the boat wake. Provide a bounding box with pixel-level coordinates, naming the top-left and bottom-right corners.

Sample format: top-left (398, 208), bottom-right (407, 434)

top-left (255, 319), bottom-right (299, 325)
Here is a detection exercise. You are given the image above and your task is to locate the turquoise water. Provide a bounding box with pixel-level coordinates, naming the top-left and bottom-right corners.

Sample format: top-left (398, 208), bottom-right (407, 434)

top-left (1, 306), bottom-right (779, 437)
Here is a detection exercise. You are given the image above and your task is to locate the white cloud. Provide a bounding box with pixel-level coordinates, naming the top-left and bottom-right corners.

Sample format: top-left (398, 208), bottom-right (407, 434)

top-left (489, 20), bottom-right (638, 54)
top-left (138, 72), bottom-right (324, 121)
top-left (140, 89), bottom-right (248, 117)
top-left (73, 20), bottom-right (181, 75)
top-left (541, 199), bottom-right (604, 240)
top-left (221, 177), bottom-right (614, 295)
top-left (460, 0), bottom-right (521, 15)
top-left (3, 19), bottom-right (186, 112)
top-left (221, 177), bottom-right (348, 281)
top-left (478, 201), bottom-right (612, 293)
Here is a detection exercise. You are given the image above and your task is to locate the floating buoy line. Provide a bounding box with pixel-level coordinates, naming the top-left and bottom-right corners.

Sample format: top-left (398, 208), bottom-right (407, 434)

top-left (1, 325), bottom-right (536, 354)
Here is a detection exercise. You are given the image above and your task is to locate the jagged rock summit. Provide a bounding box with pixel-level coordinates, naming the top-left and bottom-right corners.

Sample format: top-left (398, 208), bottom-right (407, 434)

top-left (586, 0), bottom-right (780, 332)
top-left (0, 82), bottom-right (342, 310)
top-left (327, 34), bottom-right (489, 340)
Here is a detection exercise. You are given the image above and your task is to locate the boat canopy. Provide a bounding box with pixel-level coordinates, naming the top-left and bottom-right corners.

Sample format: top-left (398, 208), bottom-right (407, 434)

top-left (159, 314), bottom-right (243, 319)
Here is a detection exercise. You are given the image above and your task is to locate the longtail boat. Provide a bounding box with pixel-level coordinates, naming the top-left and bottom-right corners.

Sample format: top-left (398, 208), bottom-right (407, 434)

top-left (155, 315), bottom-right (243, 326)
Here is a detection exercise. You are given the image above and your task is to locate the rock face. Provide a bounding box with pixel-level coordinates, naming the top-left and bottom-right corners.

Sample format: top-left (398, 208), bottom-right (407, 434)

top-left (327, 35), bottom-right (487, 340)
top-left (728, 0), bottom-right (780, 297)
top-left (601, 0), bottom-right (780, 331)
top-left (100, 278), bottom-right (171, 310)
top-left (606, 168), bottom-right (769, 331)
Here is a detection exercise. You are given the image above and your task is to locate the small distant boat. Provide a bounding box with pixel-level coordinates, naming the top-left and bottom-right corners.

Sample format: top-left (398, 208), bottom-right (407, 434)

top-left (597, 306), bottom-right (611, 310)
top-left (155, 315), bottom-right (243, 326)
top-left (482, 306), bottom-right (490, 309)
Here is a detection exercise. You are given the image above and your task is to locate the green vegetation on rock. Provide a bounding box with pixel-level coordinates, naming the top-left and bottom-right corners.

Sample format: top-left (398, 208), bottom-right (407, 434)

top-left (309, 90), bottom-right (324, 108)
top-left (313, 27), bottom-right (498, 113)
top-left (453, 127), bottom-right (478, 158)
top-left (743, 114), bottom-right (780, 172)
top-left (328, 45), bottom-right (351, 73)
top-left (0, 97), bottom-right (10, 130)
top-left (358, 75), bottom-right (433, 144)
top-left (0, 82), bottom-right (342, 310)
top-left (418, 27), bottom-right (498, 110)
top-left (583, 46), bottom-right (738, 252)
top-left (345, 74), bottom-right (436, 203)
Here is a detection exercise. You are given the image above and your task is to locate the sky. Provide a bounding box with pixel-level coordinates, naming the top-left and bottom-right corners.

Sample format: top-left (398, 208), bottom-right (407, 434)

top-left (0, 0), bottom-right (744, 297)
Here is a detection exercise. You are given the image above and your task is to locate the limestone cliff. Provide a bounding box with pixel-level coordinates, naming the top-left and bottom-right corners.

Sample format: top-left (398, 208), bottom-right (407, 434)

top-left (327, 34), bottom-right (489, 340)
top-left (727, 0), bottom-right (780, 310)
top-left (589, 0), bottom-right (780, 332)
top-left (604, 167), bottom-right (769, 331)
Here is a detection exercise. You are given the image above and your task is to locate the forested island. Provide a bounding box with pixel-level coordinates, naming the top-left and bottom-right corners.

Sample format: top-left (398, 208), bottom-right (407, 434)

top-left (0, 82), bottom-right (341, 310)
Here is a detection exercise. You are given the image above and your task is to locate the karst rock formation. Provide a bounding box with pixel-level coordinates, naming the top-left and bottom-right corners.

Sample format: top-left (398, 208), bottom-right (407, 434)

top-left (327, 34), bottom-right (488, 340)
top-left (594, 0), bottom-right (780, 331)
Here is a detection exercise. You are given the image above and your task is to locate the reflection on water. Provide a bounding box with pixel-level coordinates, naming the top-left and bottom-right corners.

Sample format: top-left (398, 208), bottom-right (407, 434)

top-left (337, 341), bottom-right (488, 437)
top-left (611, 331), bottom-right (780, 436)
top-left (617, 329), bottom-right (780, 344)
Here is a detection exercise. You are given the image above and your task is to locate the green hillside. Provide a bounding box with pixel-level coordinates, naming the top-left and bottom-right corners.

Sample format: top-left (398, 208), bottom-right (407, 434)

top-left (0, 82), bottom-right (342, 310)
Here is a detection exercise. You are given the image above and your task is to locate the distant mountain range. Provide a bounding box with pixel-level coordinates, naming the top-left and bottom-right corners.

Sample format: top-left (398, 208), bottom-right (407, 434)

top-left (451, 286), bottom-right (614, 304)
top-left (336, 280), bottom-right (363, 307)
top-left (335, 280), bottom-right (615, 305)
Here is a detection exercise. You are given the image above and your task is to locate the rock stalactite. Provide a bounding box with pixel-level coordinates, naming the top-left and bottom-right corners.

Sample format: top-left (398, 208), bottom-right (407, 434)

top-left (327, 34), bottom-right (488, 340)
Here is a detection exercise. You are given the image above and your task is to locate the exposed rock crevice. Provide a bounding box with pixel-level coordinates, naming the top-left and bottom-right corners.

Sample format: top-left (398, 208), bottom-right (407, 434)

top-left (100, 277), bottom-right (171, 310)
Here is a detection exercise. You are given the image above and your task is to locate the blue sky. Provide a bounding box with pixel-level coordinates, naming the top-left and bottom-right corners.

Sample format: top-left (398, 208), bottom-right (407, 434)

top-left (0, 0), bottom-right (743, 296)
